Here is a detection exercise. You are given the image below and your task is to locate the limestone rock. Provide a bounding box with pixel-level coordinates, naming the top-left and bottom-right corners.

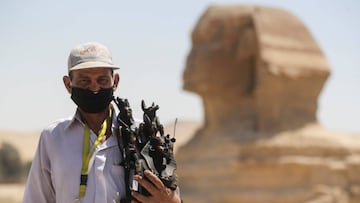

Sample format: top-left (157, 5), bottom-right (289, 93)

top-left (177, 125), bottom-right (360, 203)
top-left (183, 5), bottom-right (330, 132)
top-left (177, 5), bottom-right (360, 203)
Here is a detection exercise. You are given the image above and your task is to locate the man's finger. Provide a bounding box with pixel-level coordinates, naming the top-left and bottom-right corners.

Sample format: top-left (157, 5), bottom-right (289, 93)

top-left (130, 199), bottom-right (140, 203)
top-left (134, 174), bottom-right (158, 196)
top-left (131, 191), bottom-right (148, 203)
top-left (144, 170), bottom-right (165, 190)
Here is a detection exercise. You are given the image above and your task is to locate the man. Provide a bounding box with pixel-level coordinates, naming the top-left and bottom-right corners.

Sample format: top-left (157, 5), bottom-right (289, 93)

top-left (23, 42), bottom-right (181, 203)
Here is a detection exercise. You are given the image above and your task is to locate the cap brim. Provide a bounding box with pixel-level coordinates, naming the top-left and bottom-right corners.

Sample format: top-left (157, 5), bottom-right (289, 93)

top-left (69, 61), bottom-right (120, 71)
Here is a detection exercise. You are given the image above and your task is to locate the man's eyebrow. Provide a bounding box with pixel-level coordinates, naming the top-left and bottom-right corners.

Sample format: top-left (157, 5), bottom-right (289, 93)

top-left (98, 75), bottom-right (111, 79)
top-left (77, 74), bottom-right (90, 79)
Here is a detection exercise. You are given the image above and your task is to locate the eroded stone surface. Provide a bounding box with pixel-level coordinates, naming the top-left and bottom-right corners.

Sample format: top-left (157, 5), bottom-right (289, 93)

top-left (178, 5), bottom-right (359, 203)
top-left (183, 5), bottom-right (330, 132)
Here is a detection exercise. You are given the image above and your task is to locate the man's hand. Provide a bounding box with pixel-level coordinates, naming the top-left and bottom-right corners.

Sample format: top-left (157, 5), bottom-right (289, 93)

top-left (131, 170), bottom-right (181, 203)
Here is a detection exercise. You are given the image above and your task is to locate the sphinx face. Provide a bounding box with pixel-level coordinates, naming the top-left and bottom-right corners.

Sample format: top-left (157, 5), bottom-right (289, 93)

top-left (183, 15), bottom-right (224, 93)
top-left (183, 12), bottom-right (256, 96)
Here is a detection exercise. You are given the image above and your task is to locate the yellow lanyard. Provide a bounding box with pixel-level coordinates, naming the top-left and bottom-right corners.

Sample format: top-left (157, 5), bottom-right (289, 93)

top-left (79, 108), bottom-right (112, 198)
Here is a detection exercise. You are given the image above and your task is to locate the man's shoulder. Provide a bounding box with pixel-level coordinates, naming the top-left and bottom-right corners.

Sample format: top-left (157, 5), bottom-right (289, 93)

top-left (41, 116), bottom-right (75, 136)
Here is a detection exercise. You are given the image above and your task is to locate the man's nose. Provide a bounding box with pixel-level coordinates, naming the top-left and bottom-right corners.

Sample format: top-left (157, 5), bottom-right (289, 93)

top-left (88, 82), bottom-right (101, 93)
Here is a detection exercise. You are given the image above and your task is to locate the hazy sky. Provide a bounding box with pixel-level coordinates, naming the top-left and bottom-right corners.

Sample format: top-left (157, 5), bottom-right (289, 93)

top-left (1, 0), bottom-right (359, 133)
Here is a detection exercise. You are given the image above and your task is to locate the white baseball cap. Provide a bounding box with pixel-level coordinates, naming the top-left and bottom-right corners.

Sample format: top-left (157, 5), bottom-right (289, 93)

top-left (67, 42), bottom-right (119, 72)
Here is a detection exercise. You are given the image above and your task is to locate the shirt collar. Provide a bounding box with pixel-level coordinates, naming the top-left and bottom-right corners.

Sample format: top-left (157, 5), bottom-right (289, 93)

top-left (64, 108), bottom-right (85, 131)
top-left (64, 107), bottom-right (119, 133)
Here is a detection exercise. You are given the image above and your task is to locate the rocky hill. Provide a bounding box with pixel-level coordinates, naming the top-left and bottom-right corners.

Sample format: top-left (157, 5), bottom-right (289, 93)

top-left (0, 131), bottom-right (39, 162)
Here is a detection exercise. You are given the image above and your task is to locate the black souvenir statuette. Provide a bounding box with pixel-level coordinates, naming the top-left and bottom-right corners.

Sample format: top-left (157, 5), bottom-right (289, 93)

top-left (113, 97), bottom-right (177, 200)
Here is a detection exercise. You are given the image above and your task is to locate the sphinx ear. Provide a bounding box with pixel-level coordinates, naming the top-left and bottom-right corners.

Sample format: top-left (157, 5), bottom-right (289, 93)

top-left (235, 26), bottom-right (257, 61)
top-left (63, 76), bottom-right (72, 94)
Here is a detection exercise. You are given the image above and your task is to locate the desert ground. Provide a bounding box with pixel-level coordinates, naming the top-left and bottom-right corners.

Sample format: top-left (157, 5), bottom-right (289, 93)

top-left (0, 120), bottom-right (201, 203)
top-left (0, 130), bottom-right (40, 203)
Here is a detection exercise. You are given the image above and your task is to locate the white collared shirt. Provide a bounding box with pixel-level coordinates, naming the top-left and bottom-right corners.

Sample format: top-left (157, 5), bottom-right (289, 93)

top-left (23, 109), bottom-right (126, 203)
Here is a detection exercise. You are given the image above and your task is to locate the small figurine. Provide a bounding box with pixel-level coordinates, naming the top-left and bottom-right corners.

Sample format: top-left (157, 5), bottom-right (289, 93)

top-left (113, 97), bottom-right (178, 198)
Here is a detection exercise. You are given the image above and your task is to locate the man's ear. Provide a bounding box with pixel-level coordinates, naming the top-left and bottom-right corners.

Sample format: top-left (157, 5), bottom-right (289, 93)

top-left (113, 73), bottom-right (120, 91)
top-left (63, 76), bottom-right (72, 94)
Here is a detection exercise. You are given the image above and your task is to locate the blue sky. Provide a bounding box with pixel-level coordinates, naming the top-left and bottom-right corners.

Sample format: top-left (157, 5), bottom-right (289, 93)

top-left (0, 0), bottom-right (359, 133)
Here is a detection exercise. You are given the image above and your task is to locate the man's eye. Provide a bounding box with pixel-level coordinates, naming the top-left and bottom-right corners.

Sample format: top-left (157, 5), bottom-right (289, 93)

top-left (78, 79), bottom-right (90, 85)
top-left (98, 78), bottom-right (109, 84)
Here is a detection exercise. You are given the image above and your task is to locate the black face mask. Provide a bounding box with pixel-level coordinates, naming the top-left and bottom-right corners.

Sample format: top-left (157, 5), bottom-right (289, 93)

top-left (71, 87), bottom-right (114, 113)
